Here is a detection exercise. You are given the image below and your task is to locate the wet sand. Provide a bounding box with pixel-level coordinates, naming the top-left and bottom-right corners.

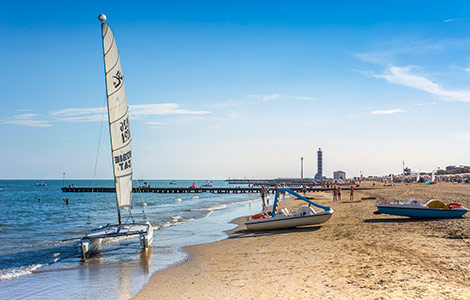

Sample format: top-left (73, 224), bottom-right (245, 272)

top-left (133, 182), bottom-right (470, 299)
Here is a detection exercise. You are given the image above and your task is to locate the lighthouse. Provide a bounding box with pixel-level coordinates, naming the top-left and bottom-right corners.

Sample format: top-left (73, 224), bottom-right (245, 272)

top-left (314, 148), bottom-right (323, 180)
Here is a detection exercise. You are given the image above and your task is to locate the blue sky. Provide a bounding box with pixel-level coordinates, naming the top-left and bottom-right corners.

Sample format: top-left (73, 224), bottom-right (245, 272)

top-left (2, 1), bottom-right (470, 179)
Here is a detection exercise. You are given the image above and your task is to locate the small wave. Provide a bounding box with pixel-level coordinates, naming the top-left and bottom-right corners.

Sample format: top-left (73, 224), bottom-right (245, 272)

top-left (154, 216), bottom-right (195, 230)
top-left (0, 264), bottom-right (44, 281)
top-left (52, 252), bottom-right (61, 263)
top-left (155, 221), bottom-right (171, 230)
top-left (183, 204), bottom-right (227, 212)
top-left (192, 196), bottom-right (199, 199)
top-left (174, 198), bottom-right (182, 202)
top-left (171, 215), bottom-right (181, 221)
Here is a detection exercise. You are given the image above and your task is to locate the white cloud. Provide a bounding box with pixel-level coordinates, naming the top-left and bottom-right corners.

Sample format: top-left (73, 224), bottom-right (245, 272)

top-left (354, 41), bottom-right (448, 65)
top-left (144, 121), bottom-right (165, 126)
top-left (443, 18), bottom-right (468, 23)
top-left (130, 103), bottom-right (210, 117)
top-left (0, 113), bottom-right (52, 127)
top-left (14, 113), bottom-right (40, 119)
top-left (227, 111), bottom-right (242, 120)
top-left (374, 66), bottom-right (470, 102)
top-left (2, 103), bottom-right (211, 127)
top-left (415, 101), bottom-right (437, 106)
top-left (246, 93), bottom-right (281, 101)
top-left (49, 107), bottom-right (106, 122)
top-left (49, 103), bottom-right (210, 123)
top-left (0, 119), bottom-right (52, 127)
top-left (49, 107), bottom-right (104, 117)
top-left (371, 109), bottom-right (407, 115)
top-left (292, 96), bottom-right (316, 101)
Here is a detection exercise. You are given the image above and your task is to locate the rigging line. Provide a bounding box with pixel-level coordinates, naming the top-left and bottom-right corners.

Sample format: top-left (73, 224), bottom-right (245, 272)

top-left (92, 94), bottom-right (108, 183)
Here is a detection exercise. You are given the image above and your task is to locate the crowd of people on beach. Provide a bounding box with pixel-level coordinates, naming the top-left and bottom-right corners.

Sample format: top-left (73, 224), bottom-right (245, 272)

top-left (258, 183), bottom-right (356, 209)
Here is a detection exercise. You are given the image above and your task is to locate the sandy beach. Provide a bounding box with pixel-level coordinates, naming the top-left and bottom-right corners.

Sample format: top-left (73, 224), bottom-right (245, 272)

top-left (133, 182), bottom-right (470, 300)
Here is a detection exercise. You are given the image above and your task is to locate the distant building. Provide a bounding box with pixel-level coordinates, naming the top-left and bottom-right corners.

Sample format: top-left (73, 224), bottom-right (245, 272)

top-left (333, 170), bottom-right (346, 180)
top-left (314, 148), bottom-right (323, 180)
top-left (446, 166), bottom-right (457, 171)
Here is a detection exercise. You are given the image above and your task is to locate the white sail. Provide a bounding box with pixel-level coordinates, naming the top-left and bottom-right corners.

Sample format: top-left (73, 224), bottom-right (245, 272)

top-left (101, 22), bottom-right (133, 210)
top-left (431, 169), bottom-right (435, 183)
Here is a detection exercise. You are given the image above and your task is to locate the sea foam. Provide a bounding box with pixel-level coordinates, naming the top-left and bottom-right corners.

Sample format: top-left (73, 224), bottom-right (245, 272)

top-left (0, 264), bottom-right (44, 281)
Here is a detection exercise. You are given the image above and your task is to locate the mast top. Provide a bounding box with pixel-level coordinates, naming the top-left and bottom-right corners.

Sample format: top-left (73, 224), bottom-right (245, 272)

top-left (98, 14), bottom-right (107, 23)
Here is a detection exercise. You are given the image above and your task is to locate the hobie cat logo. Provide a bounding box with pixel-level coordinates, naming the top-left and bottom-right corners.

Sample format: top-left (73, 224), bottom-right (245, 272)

top-left (113, 71), bottom-right (123, 88)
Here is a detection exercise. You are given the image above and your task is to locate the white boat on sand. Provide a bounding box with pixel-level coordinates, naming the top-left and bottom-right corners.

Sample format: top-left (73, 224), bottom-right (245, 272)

top-left (245, 188), bottom-right (334, 231)
top-left (79, 14), bottom-right (153, 259)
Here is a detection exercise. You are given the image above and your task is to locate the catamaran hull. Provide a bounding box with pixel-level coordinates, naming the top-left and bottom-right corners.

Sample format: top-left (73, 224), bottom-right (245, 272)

top-left (245, 211), bottom-right (333, 231)
top-left (79, 238), bottom-right (102, 259)
top-left (140, 223), bottom-right (154, 249)
top-left (376, 205), bottom-right (468, 218)
top-left (79, 221), bottom-right (154, 259)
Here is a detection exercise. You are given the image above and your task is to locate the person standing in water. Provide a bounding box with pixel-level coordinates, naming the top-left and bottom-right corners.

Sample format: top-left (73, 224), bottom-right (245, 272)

top-left (260, 185), bottom-right (267, 208)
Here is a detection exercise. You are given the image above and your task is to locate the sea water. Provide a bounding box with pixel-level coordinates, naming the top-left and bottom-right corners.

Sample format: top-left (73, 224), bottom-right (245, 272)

top-left (0, 180), bottom-right (261, 299)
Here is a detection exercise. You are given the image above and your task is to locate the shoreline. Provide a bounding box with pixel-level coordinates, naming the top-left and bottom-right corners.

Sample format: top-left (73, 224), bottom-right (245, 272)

top-left (133, 182), bottom-right (470, 300)
top-left (0, 180), bottom-right (262, 300)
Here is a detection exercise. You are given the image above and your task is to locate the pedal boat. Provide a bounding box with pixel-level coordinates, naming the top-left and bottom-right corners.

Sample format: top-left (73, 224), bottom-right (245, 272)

top-left (245, 188), bottom-right (334, 231)
top-left (375, 199), bottom-right (468, 218)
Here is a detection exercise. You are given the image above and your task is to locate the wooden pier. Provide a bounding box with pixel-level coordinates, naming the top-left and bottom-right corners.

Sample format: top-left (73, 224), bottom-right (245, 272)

top-left (226, 178), bottom-right (319, 187)
top-left (61, 186), bottom-right (368, 194)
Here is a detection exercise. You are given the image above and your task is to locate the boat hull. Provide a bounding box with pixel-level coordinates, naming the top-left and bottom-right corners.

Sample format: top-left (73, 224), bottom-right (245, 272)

top-left (376, 205), bottom-right (468, 218)
top-left (245, 211), bottom-right (333, 231)
top-left (79, 221), bottom-right (153, 259)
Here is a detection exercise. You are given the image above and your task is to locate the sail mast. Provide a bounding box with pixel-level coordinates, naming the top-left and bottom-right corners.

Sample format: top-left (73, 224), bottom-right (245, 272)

top-left (99, 14), bottom-right (133, 224)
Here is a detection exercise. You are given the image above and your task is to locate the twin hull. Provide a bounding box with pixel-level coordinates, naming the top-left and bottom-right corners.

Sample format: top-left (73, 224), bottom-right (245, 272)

top-left (80, 222), bottom-right (154, 258)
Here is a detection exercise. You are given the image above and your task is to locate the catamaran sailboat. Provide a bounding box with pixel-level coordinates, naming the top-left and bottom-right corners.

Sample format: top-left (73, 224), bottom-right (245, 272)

top-left (79, 14), bottom-right (153, 259)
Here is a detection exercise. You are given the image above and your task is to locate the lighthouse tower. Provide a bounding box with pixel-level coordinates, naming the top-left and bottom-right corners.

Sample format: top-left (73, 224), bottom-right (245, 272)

top-left (314, 148), bottom-right (323, 180)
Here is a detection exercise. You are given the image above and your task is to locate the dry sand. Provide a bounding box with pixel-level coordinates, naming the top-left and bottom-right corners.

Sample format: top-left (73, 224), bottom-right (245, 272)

top-left (133, 182), bottom-right (470, 300)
